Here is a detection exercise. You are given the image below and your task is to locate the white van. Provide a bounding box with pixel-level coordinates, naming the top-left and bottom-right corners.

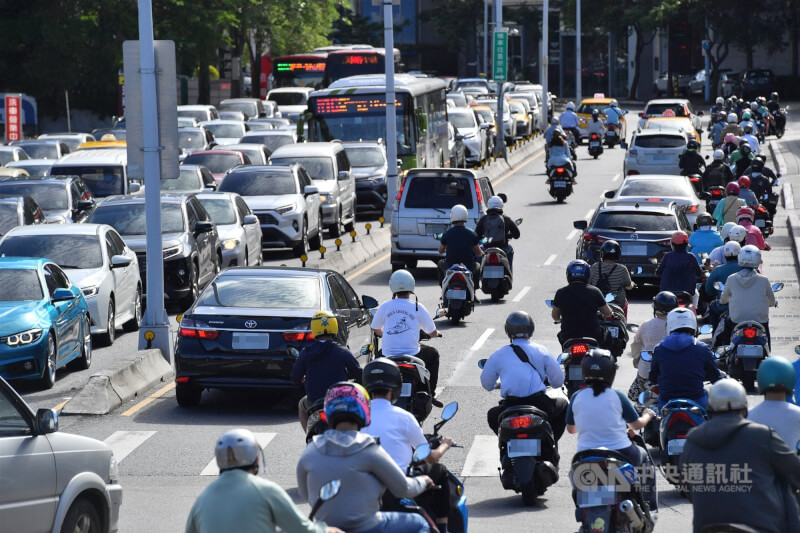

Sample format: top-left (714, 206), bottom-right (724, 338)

top-left (265, 87), bottom-right (314, 122)
top-left (50, 148), bottom-right (142, 198)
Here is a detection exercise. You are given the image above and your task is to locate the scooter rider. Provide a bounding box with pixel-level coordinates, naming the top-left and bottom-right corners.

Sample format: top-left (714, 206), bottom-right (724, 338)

top-left (710, 96), bottom-right (726, 124)
top-left (708, 114), bottom-right (728, 148)
top-left (559, 101), bottom-right (581, 143)
top-left (682, 379), bottom-right (800, 533)
top-left (736, 175), bottom-right (759, 208)
top-left (603, 99), bottom-right (625, 129)
top-left (544, 117), bottom-right (565, 145)
top-left (688, 212), bottom-right (724, 262)
top-left (720, 113), bottom-right (745, 139)
top-left (655, 231), bottom-right (705, 308)
top-left (703, 149), bottom-right (734, 188)
top-left (186, 429), bottom-right (343, 533)
top-left (438, 204), bottom-right (483, 287)
top-left (743, 156), bottom-right (777, 200)
top-left (649, 308), bottom-right (723, 409)
top-left (548, 131), bottom-right (577, 177)
top-left (705, 241), bottom-right (743, 333)
top-left (741, 124), bottom-right (761, 154)
top-left (552, 260), bottom-right (614, 350)
top-left (730, 140), bottom-right (755, 178)
top-left (736, 206), bottom-right (771, 251)
top-left (371, 270), bottom-right (442, 394)
top-left (362, 359), bottom-right (453, 533)
top-left (480, 311), bottom-right (567, 440)
top-left (627, 291), bottom-right (678, 401)
top-left (475, 195), bottom-right (520, 268)
top-left (586, 109), bottom-right (605, 138)
top-left (749, 357), bottom-right (800, 450)
top-left (679, 140), bottom-right (705, 177)
top-left (588, 240), bottom-right (634, 313)
top-left (708, 223), bottom-right (745, 267)
top-left (713, 182), bottom-right (746, 226)
top-left (292, 311), bottom-right (362, 432)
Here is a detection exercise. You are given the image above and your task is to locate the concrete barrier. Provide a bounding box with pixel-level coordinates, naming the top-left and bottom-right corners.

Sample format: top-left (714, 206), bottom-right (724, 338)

top-left (771, 141), bottom-right (800, 281)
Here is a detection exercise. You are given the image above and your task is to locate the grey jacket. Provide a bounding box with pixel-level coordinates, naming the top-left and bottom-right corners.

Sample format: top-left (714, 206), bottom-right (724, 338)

top-left (296, 430), bottom-right (428, 532)
top-left (720, 269), bottom-right (776, 323)
top-left (682, 413), bottom-right (800, 533)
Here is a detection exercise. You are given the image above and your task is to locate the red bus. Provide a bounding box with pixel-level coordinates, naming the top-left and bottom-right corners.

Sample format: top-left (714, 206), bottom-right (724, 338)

top-left (270, 53), bottom-right (328, 90)
top-left (323, 47), bottom-right (402, 87)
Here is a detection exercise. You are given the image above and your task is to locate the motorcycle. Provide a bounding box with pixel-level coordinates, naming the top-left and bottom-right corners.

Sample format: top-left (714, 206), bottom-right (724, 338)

top-left (305, 398), bottom-right (328, 444)
top-left (546, 165), bottom-right (575, 203)
top-left (702, 185), bottom-right (726, 214)
top-left (588, 132), bottom-right (604, 159)
top-left (753, 203), bottom-right (774, 239)
top-left (478, 219), bottom-right (523, 302)
top-left (556, 338), bottom-right (600, 398)
top-left (477, 360), bottom-right (559, 506)
top-left (441, 264), bottom-right (475, 323)
top-left (681, 168), bottom-right (705, 194)
top-left (769, 107), bottom-right (788, 138)
top-left (605, 124), bottom-right (619, 148)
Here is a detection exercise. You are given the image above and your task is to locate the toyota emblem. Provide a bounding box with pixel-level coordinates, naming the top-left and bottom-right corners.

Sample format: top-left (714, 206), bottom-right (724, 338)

top-left (245, 320), bottom-right (257, 329)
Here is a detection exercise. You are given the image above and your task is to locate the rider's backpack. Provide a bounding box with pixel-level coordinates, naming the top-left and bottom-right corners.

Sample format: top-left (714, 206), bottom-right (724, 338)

top-left (484, 213), bottom-right (506, 246)
top-left (595, 263), bottom-right (618, 296)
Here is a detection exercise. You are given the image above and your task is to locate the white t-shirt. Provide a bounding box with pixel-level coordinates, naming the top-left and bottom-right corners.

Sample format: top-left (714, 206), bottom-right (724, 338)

top-left (362, 398), bottom-right (427, 472)
top-left (566, 387), bottom-right (640, 452)
top-left (748, 400), bottom-right (800, 450)
top-left (370, 298), bottom-right (436, 356)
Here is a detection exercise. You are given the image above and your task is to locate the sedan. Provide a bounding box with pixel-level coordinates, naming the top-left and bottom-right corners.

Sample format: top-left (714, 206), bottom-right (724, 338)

top-left (448, 108), bottom-right (489, 165)
top-left (173, 267), bottom-right (378, 406)
top-left (623, 130), bottom-right (688, 176)
top-left (178, 126), bottom-right (217, 162)
top-left (604, 174), bottom-right (702, 227)
top-left (0, 257), bottom-right (91, 389)
top-left (11, 140), bottom-right (71, 160)
top-left (214, 143), bottom-right (272, 165)
top-left (240, 130), bottom-right (297, 153)
top-left (0, 195), bottom-right (47, 235)
top-left (162, 165), bottom-right (218, 193)
top-left (196, 191), bottom-right (263, 268)
top-left (183, 150), bottom-right (252, 182)
top-left (0, 224), bottom-right (142, 346)
top-left (0, 175), bottom-right (95, 223)
top-left (199, 119), bottom-right (250, 146)
top-left (38, 133), bottom-right (96, 152)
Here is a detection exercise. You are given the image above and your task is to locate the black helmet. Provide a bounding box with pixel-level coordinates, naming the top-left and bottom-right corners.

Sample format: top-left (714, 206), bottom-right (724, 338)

top-left (653, 291), bottom-right (679, 314)
top-left (362, 358), bottom-right (402, 400)
top-left (696, 212), bottom-right (714, 227)
top-left (770, 91), bottom-right (779, 101)
top-left (740, 143), bottom-right (751, 155)
top-left (581, 348), bottom-right (617, 386)
top-left (566, 259), bottom-right (591, 283)
top-left (687, 140), bottom-right (699, 151)
top-left (600, 240), bottom-right (621, 261)
top-left (750, 157), bottom-right (765, 171)
top-left (504, 311), bottom-right (535, 340)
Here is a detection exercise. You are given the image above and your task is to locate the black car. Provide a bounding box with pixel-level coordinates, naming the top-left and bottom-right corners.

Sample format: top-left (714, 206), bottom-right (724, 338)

top-left (0, 195), bottom-right (47, 235)
top-left (174, 267), bottom-right (378, 406)
top-left (0, 175), bottom-right (95, 223)
top-left (573, 201), bottom-right (693, 284)
top-left (738, 69), bottom-right (777, 100)
top-left (343, 141), bottom-right (389, 214)
top-left (88, 193), bottom-right (221, 307)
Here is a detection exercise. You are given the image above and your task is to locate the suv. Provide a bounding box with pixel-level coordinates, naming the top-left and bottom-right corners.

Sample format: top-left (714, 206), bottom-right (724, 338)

top-left (342, 140), bottom-right (390, 215)
top-left (88, 193), bottom-right (221, 307)
top-left (269, 141), bottom-right (356, 236)
top-left (738, 69), bottom-right (777, 100)
top-left (0, 375), bottom-right (122, 532)
top-left (390, 168), bottom-right (496, 270)
top-left (623, 130), bottom-right (688, 176)
top-left (0, 175), bottom-right (95, 223)
top-left (218, 164), bottom-right (322, 257)
top-left (572, 201), bottom-right (692, 284)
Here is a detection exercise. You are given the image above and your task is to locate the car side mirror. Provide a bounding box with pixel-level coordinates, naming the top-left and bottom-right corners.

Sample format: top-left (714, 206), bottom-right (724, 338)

top-left (514, 218), bottom-right (523, 226)
top-left (242, 214), bottom-right (259, 225)
top-left (304, 185), bottom-right (319, 196)
top-left (195, 220), bottom-right (214, 233)
top-left (338, 170), bottom-right (350, 181)
top-left (604, 190), bottom-right (616, 199)
top-left (714, 281), bottom-right (724, 291)
top-left (110, 255), bottom-right (132, 269)
top-left (573, 220), bottom-right (588, 230)
top-left (36, 408), bottom-right (58, 434)
top-left (77, 200), bottom-right (94, 210)
top-left (52, 288), bottom-right (76, 302)
top-left (455, 134), bottom-right (465, 141)
top-left (480, 123), bottom-right (491, 130)
top-left (129, 183), bottom-right (142, 194)
top-left (397, 159), bottom-right (403, 170)
top-left (477, 358), bottom-right (487, 369)
top-left (362, 295), bottom-right (379, 309)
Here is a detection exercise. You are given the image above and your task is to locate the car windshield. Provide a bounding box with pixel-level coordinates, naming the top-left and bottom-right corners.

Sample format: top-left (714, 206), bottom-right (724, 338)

top-left (0, 183), bottom-right (67, 210)
top-left (179, 130), bottom-right (207, 149)
top-left (0, 269), bottom-right (43, 301)
top-left (619, 179), bottom-right (692, 197)
top-left (577, 103), bottom-right (606, 114)
top-left (633, 135), bottom-right (686, 149)
top-left (447, 94), bottom-right (467, 107)
top-left (593, 212), bottom-right (678, 232)
top-left (449, 112), bottom-right (476, 129)
top-left (162, 168), bottom-right (203, 191)
top-left (457, 81), bottom-right (488, 89)
top-left (509, 102), bottom-right (525, 114)
top-left (204, 123), bottom-right (246, 139)
top-left (644, 103), bottom-right (686, 117)
top-left (89, 203), bottom-right (184, 235)
top-left (269, 157), bottom-right (333, 180)
top-left (178, 109), bottom-right (210, 122)
top-left (474, 109), bottom-right (494, 124)
top-left (0, 151), bottom-right (22, 165)
top-left (50, 165), bottom-right (125, 197)
top-left (198, 198), bottom-right (237, 225)
top-left (0, 235), bottom-right (103, 269)
top-left (219, 172), bottom-right (297, 196)
top-left (183, 153), bottom-right (243, 174)
top-left (220, 102), bottom-right (257, 118)
top-left (403, 176), bottom-right (474, 209)
top-left (269, 92), bottom-right (307, 106)
top-left (0, 203), bottom-right (20, 235)
top-left (197, 276), bottom-right (319, 308)
top-left (345, 147), bottom-right (385, 167)
top-left (9, 163), bottom-right (52, 177)
top-left (19, 143), bottom-right (59, 159)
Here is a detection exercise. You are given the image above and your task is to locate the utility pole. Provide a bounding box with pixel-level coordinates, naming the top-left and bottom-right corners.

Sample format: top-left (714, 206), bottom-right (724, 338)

top-left (576, 0), bottom-right (582, 101)
top-left (494, 0), bottom-right (505, 156)
top-left (484, 0), bottom-right (488, 75)
top-left (383, 0), bottom-right (398, 222)
top-left (542, 0), bottom-right (549, 127)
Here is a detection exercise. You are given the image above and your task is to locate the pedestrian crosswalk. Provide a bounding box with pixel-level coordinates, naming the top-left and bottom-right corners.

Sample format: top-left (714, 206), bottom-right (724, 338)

top-left (461, 435), bottom-right (500, 477)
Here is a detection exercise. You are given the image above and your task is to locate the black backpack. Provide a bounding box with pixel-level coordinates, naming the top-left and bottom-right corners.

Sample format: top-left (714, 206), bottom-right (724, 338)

top-left (595, 263), bottom-right (619, 296)
top-left (484, 213), bottom-right (506, 246)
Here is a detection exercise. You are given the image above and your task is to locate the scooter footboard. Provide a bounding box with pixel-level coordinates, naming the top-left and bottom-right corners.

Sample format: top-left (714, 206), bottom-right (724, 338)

top-left (511, 456), bottom-right (536, 485)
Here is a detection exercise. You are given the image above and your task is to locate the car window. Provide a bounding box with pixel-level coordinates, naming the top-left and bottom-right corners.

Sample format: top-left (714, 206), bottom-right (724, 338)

top-left (199, 198), bottom-right (237, 225)
top-left (200, 167), bottom-right (216, 187)
top-left (479, 179), bottom-right (492, 206)
top-left (403, 176), bottom-right (474, 209)
top-left (185, 201), bottom-right (199, 231)
top-left (0, 234), bottom-right (104, 269)
top-left (336, 150), bottom-right (350, 172)
top-left (105, 233), bottom-right (117, 259)
top-left (234, 197), bottom-right (251, 219)
top-left (191, 198), bottom-right (211, 221)
top-left (327, 275), bottom-right (349, 310)
top-left (219, 171), bottom-right (298, 196)
top-left (0, 388), bottom-right (32, 437)
top-left (270, 157), bottom-right (334, 180)
top-left (89, 203), bottom-right (185, 235)
top-left (0, 202), bottom-right (20, 234)
top-left (592, 212), bottom-right (679, 232)
top-left (334, 273), bottom-right (361, 309)
top-left (449, 112), bottom-right (477, 129)
top-left (633, 135), bottom-right (686, 149)
top-left (69, 183), bottom-right (81, 208)
top-left (298, 168), bottom-right (313, 189)
top-left (108, 229), bottom-right (127, 254)
top-left (49, 264), bottom-right (71, 288)
top-left (644, 103), bottom-right (686, 117)
top-left (24, 197), bottom-right (46, 225)
top-left (164, 168), bottom-right (203, 191)
top-left (43, 266), bottom-right (58, 297)
top-left (0, 268), bottom-right (43, 301)
top-left (619, 179), bottom-right (692, 197)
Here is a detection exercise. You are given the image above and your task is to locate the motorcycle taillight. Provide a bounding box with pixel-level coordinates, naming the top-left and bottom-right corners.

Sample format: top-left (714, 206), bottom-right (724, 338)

top-left (667, 411), bottom-right (694, 429)
top-left (556, 167), bottom-right (565, 173)
top-left (570, 344), bottom-right (589, 355)
top-left (452, 273), bottom-right (466, 284)
top-left (744, 327), bottom-right (757, 339)
top-left (488, 252), bottom-right (500, 265)
top-left (712, 189), bottom-right (723, 196)
top-left (591, 134), bottom-right (598, 140)
top-left (507, 415), bottom-right (533, 429)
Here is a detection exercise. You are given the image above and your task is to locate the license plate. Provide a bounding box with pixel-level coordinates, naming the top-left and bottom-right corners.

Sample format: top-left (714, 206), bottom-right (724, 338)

top-left (554, 180), bottom-right (567, 188)
top-left (607, 326), bottom-right (620, 338)
top-left (652, 154), bottom-right (672, 161)
top-left (428, 224), bottom-right (449, 236)
top-left (755, 219), bottom-right (766, 227)
top-left (590, 141), bottom-right (600, 147)
top-left (622, 243), bottom-right (648, 256)
top-left (232, 332), bottom-right (270, 350)
top-left (577, 486), bottom-right (616, 508)
top-left (483, 265), bottom-right (505, 278)
top-left (569, 365), bottom-right (583, 380)
top-left (507, 438), bottom-right (541, 458)
top-left (668, 438), bottom-right (686, 456)
top-left (400, 382), bottom-right (413, 397)
top-left (446, 289), bottom-right (467, 300)
top-left (737, 344), bottom-right (763, 357)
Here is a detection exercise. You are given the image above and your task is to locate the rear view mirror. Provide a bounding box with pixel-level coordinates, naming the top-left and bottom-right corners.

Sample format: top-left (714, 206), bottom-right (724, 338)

top-left (362, 295), bottom-right (379, 309)
top-left (514, 218), bottom-right (523, 226)
top-left (36, 408), bottom-right (58, 434)
top-left (441, 402), bottom-right (458, 421)
top-left (640, 351), bottom-right (653, 362)
top-left (477, 358), bottom-right (487, 369)
top-left (714, 282), bottom-right (724, 291)
top-left (699, 324), bottom-right (713, 335)
top-left (304, 185), bottom-right (319, 196)
top-left (195, 220), bottom-right (214, 233)
top-left (110, 255), bottom-right (132, 269)
top-left (556, 353), bottom-right (564, 364)
top-left (772, 282), bottom-right (785, 292)
top-left (605, 293), bottom-right (615, 303)
top-left (604, 190), bottom-right (616, 199)
top-left (52, 288), bottom-right (76, 302)
top-left (338, 170), bottom-right (350, 181)
top-left (319, 480), bottom-right (341, 502)
top-left (77, 199), bottom-right (94, 210)
top-left (573, 220), bottom-right (588, 230)
top-left (638, 391), bottom-right (651, 404)
top-left (129, 183), bottom-right (141, 194)
top-left (412, 443), bottom-right (431, 463)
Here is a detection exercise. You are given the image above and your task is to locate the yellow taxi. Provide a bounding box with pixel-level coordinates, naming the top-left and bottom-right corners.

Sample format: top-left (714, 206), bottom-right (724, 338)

top-left (576, 96), bottom-right (627, 142)
top-left (508, 99), bottom-right (531, 138)
top-left (77, 140), bottom-right (127, 150)
top-left (640, 116), bottom-right (701, 145)
top-left (469, 103), bottom-right (499, 154)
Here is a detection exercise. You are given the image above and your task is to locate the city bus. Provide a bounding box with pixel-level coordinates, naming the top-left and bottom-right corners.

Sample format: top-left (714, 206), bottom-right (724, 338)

top-left (305, 74), bottom-right (448, 169)
top-left (271, 53), bottom-right (327, 89)
top-left (323, 47), bottom-right (402, 87)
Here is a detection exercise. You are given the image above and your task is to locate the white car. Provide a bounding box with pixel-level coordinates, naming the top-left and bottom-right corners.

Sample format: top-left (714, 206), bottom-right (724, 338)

top-left (196, 191), bottom-right (263, 268)
top-left (240, 130), bottom-right (297, 153)
top-left (637, 98), bottom-right (704, 133)
top-left (265, 87), bottom-right (314, 122)
top-left (447, 108), bottom-right (489, 165)
top-left (199, 120), bottom-right (250, 146)
top-left (604, 174), bottom-right (703, 227)
top-left (213, 143), bottom-right (272, 165)
top-left (38, 133), bottom-right (96, 152)
top-left (0, 224), bottom-right (142, 346)
top-left (623, 130), bottom-right (688, 177)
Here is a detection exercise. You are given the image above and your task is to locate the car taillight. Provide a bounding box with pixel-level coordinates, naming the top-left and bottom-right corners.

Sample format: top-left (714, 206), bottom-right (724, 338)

top-left (283, 331), bottom-right (314, 342)
top-left (686, 204), bottom-right (698, 213)
top-left (646, 198), bottom-right (661, 202)
top-left (179, 318), bottom-right (220, 340)
top-left (474, 180), bottom-right (482, 205)
top-left (396, 177), bottom-right (407, 201)
top-left (508, 415), bottom-right (533, 429)
top-left (571, 344), bottom-right (589, 355)
top-left (488, 252), bottom-right (500, 265)
top-left (583, 233), bottom-right (608, 244)
top-left (628, 149), bottom-right (638, 156)
top-left (743, 327), bottom-right (757, 339)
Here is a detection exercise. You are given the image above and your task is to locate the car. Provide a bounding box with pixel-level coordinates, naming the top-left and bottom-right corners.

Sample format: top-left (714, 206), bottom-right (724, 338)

top-left (0, 167), bottom-right (30, 179)
top-left (240, 130), bottom-right (297, 153)
top-left (653, 72), bottom-right (693, 97)
top-left (87, 193), bottom-right (221, 308)
top-left (576, 97), bottom-right (628, 142)
top-left (0, 194), bottom-right (47, 235)
top-left (342, 140), bottom-right (390, 214)
top-left (265, 87), bottom-right (314, 121)
top-left (455, 78), bottom-right (493, 93)
top-left (178, 126), bottom-right (217, 161)
top-left (390, 168), bottom-right (497, 270)
top-left (218, 97), bottom-right (267, 120)
top-left (5, 159), bottom-right (54, 177)
top-left (738, 69), bottom-right (778, 100)
top-left (0, 257), bottom-right (92, 388)
top-left (173, 266), bottom-right (378, 406)
top-left (37, 133), bottom-right (96, 152)
top-left (218, 164), bottom-right (322, 257)
top-left (639, 116), bottom-right (700, 144)
top-left (199, 119), bottom-right (250, 146)
top-left (470, 105), bottom-right (498, 155)
top-left (623, 130), bottom-right (688, 176)
top-left (447, 107), bottom-right (489, 165)
top-left (603, 174), bottom-right (703, 227)
top-left (572, 201), bottom-right (693, 284)
top-left (0, 374), bottom-right (122, 531)
top-left (448, 122), bottom-right (466, 169)
top-left (687, 69), bottom-right (733, 96)
top-left (182, 149), bottom-right (251, 182)
top-left (77, 140), bottom-right (128, 151)
top-left (50, 148), bottom-right (142, 198)
top-left (473, 96), bottom-right (516, 145)
top-left (269, 141), bottom-right (357, 236)
top-left (508, 99), bottom-right (532, 138)
top-left (177, 104), bottom-right (220, 123)
top-left (213, 143), bottom-right (272, 165)
top-left (177, 116), bottom-right (200, 128)
top-left (218, 110), bottom-right (247, 122)
top-left (196, 191), bottom-right (263, 268)
top-left (161, 165), bottom-right (218, 193)
top-left (0, 224), bottom-right (142, 346)
top-left (250, 117), bottom-right (293, 129)
top-left (0, 146), bottom-right (29, 166)
top-left (637, 98), bottom-right (703, 132)
top-left (244, 120), bottom-right (274, 131)
top-left (508, 91), bottom-right (541, 131)
top-left (0, 175), bottom-right (96, 223)
top-left (10, 140), bottom-right (71, 160)
top-left (446, 92), bottom-right (472, 108)
top-left (719, 72), bottom-right (738, 98)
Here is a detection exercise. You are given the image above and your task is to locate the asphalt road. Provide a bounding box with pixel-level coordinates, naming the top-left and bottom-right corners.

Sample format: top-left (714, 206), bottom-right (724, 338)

top-left (24, 109), bottom-right (800, 533)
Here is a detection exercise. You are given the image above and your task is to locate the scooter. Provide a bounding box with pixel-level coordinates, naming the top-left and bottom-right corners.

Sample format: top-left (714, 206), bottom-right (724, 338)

top-left (702, 185), bottom-right (726, 214)
top-left (441, 264), bottom-right (475, 323)
top-left (478, 219), bottom-right (523, 303)
top-left (279, 479), bottom-right (341, 530)
top-left (305, 398), bottom-right (328, 444)
top-left (753, 203), bottom-right (774, 239)
top-left (588, 132), bottom-right (604, 159)
top-left (605, 124), bottom-right (619, 148)
top-left (681, 168), bottom-right (705, 194)
top-left (478, 359), bottom-right (559, 506)
top-left (556, 338), bottom-right (600, 398)
top-left (546, 165), bottom-right (575, 203)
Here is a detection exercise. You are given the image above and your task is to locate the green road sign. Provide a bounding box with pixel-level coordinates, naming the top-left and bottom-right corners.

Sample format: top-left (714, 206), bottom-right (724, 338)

top-left (493, 29), bottom-right (508, 82)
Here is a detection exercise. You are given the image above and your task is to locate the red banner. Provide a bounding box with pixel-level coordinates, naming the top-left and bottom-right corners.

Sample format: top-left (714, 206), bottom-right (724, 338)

top-left (5, 95), bottom-right (21, 142)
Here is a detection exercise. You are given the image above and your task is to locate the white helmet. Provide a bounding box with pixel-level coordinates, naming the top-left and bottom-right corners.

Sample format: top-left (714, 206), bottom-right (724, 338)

top-left (610, 99), bottom-right (618, 107)
top-left (727, 112), bottom-right (738, 123)
top-left (723, 241), bottom-right (741, 259)
top-left (566, 101), bottom-right (575, 111)
top-left (716, 97), bottom-right (724, 105)
top-left (389, 269), bottom-right (415, 293)
top-left (450, 204), bottom-right (468, 223)
top-left (738, 244), bottom-right (761, 269)
top-left (215, 429), bottom-right (263, 472)
top-left (751, 102), bottom-right (759, 110)
top-left (708, 379), bottom-right (748, 413)
top-left (487, 196), bottom-right (504, 210)
top-left (713, 149), bottom-right (725, 161)
top-left (719, 221), bottom-right (737, 240)
top-left (666, 307), bottom-right (697, 334)
top-left (728, 224), bottom-right (748, 244)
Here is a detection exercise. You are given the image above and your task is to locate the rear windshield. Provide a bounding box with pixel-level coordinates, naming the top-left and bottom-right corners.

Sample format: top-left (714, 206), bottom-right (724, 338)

top-left (268, 92), bottom-right (307, 106)
top-left (403, 176), bottom-right (474, 209)
top-left (269, 157), bottom-right (333, 180)
top-left (619, 179), bottom-right (692, 197)
top-left (345, 147), bottom-right (385, 167)
top-left (204, 123), bottom-right (246, 139)
top-left (577, 103), bottom-right (606, 114)
top-left (644, 104), bottom-right (686, 117)
top-left (593, 212), bottom-right (678, 232)
top-left (197, 276), bottom-right (319, 308)
top-left (50, 165), bottom-right (125, 197)
top-left (184, 153), bottom-right (246, 174)
top-left (633, 135), bottom-right (686, 149)
top-left (179, 130), bottom-right (207, 149)
top-left (745, 70), bottom-right (774, 80)
top-left (0, 183), bottom-right (67, 210)
top-left (161, 168), bottom-right (202, 191)
top-left (218, 172), bottom-right (297, 196)
top-left (449, 112), bottom-right (476, 129)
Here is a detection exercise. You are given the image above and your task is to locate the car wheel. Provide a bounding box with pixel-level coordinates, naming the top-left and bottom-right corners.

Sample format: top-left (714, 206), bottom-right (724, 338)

top-left (329, 209), bottom-right (343, 237)
top-left (293, 221), bottom-right (309, 257)
top-left (100, 300), bottom-right (115, 346)
top-left (215, 252), bottom-right (222, 275)
top-left (176, 383), bottom-right (202, 406)
top-left (405, 259), bottom-right (418, 270)
top-left (123, 286), bottom-right (142, 332)
top-left (180, 267), bottom-right (199, 309)
top-left (71, 317), bottom-right (93, 370)
top-left (309, 225), bottom-right (322, 250)
top-left (60, 497), bottom-right (101, 533)
top-left (39, 335), bottom-right (57, 389)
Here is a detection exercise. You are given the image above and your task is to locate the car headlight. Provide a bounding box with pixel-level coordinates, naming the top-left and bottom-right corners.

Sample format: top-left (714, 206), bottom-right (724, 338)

top-left (319, 195), bottom-right (327, 203)
top-left (108, 454), bottom-right (119, 484)
top-left (222, 238), bottom-right (240, 251)
top-left (163, 245), bottom-right (182, 260)
top-left (1, 328), bottom-right (43, 346)
top-left (276, 204), bottom-right (295, 215)
top-left (82, 285), bottom-right (99, 298)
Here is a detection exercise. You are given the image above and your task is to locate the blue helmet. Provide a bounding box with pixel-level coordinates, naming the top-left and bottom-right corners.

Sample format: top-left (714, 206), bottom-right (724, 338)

top-left (566, 260), bottom-right (591, 283)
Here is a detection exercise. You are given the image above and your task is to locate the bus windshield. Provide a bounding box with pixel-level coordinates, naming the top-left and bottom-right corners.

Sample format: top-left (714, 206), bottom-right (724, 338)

top-left (326, 53), bottom-right (386, 86)
top-left (273, 57), bottom-right (326, 88)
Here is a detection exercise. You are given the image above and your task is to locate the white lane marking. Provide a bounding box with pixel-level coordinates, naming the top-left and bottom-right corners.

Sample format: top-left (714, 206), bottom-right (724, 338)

top-left (104, 431), bottom-right (157, 463)
top-left (470, 328), bottom-right (495, 352)
top-left (544, 254), bottom-right (557, 266)
top-left (461, 435), bottom-right (501, 477)
top-left (200, 433), bottom-right (276, 476)
top-left (565, 229), bottom-right (578, 241)
top-left (512, 286), bottom-right (531, 302)
top-left (446, 328), bottom-right (497, 387)
top-left (584, 208), bottom-right (595, 220)
top-left (612, 173), bottom-right (621, 182)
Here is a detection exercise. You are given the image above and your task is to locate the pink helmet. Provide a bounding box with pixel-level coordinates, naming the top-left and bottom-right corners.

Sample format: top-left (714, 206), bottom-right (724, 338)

top-left (724, 133), bottom-right (736, 144)
top-left (736, 206), bottom-right (755, 222)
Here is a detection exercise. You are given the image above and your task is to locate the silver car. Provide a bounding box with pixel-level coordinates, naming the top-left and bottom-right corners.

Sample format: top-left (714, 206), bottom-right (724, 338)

top-left (0, 145), bottom-right (30, 166)
top-left (214, 143), bottom-right (272, 165)
top-left (604, 174), bottom-right (703, 227)
top-left (163, 165), bottom-right (218, 194)
top-left (448, 108), bottom-right (489, 165)
top-left (0, 224), bottom-right (143, 346)
top-left (197, 191), bottom-right (263, 267)
top-left (623, 130), bottom-right (688, 176)
top-left (199, 119), bottom-right (250, 146)
top-left (0, 375), bottom-right (122, 532)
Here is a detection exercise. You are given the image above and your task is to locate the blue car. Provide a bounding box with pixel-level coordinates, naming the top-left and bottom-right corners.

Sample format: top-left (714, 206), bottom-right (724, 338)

top-left (0, 257), bottom-right (92, 389)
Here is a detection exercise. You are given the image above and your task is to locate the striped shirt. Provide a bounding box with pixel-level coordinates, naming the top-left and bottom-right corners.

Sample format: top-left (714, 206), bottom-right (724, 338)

top-left (589, 262), bottom-right (631, 305)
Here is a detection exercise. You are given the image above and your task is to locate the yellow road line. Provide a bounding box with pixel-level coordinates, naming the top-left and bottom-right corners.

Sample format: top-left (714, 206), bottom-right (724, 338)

top-left (121, 382), bottom-right (176, 417)
top-left (346, 252), bottom-right (391, 282)
top-left (492, 150), bottom-right (544, 187)
top-left (53, 398), bottom-right (71, 412)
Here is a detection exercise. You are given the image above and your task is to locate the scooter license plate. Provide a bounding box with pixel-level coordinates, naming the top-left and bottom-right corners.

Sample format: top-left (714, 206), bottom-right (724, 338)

top-left (590, 141), bottom-right (600, 147)
top-left (668, 438), bottom-right (686, 456)
top-left (507, 438), bottom-right (541, 458)
top-left (737, 344), bottom-right (763, 357)
top-left (554, 180), bottom-right (567, 188)
top-left (755, 219), bottom-right (766, 228)
top-left (607, 326), bottom-right (620, 339)
top-left (569, 365), bottom-right (583, 381)
top-left (483, 266), bottom-right (505, 278)
top-left (446, 289), bottom-right (467, 300)
top-left (577, 486), bottom-right (616, 508)
top-left (400, 382), bottom-right (413, 397)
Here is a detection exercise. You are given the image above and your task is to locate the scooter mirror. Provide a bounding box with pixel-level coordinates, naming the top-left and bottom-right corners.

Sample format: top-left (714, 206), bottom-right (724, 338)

top-left (630, 267), bottom-right (643, 275)
top-left (772, 282), bottom-right (785, 292)
top-left (640, 351), bottom-right (653, 362)
top-left (638, 391), bottom-right (650, 404)
top-left (441, 402), bottom-right (458, 421)
top-left (557, 353), bottom-right (565, 364)
top-left (412, 443), bottom-right (431, 463)
top-left (699, 324), bottom-right (713, 335)
top-left (434, 233), bottom-right (443, 240)
top-left (795, 345), bottom-right (800, 356)
top-left (478, 358), bottom-right (487, 369)
top-left (319, 480), bottom-right (342, 502)
top-left (714, 281), bottom-right (725, 291)
top-left (498, 193), bottom-right (508, 203)
top-left (605, 293), bottom-right (615, 303)
top-left (515, 218), bottom-right (523, 226)
top-left (627, 323), bottom-right (640, 333)
top-left (715, 346), bottom-right (726, 358)
top-left (359, 345), bottom-right (370, 358)
top-left (796, 440), bottom-right (800, 455)
top-left (545, 299), bottom-right (554, 308)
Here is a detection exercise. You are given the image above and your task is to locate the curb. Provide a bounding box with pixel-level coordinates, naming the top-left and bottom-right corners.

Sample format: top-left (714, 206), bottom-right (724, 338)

top-left (61, 349), bottom-right (173, 415)
top-left (771, 141), bottom-right (800, 281)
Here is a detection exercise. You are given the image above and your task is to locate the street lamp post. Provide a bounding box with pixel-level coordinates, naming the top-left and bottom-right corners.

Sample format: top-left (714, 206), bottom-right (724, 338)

top-left (541, 0), bottom-right (549, 127)
top-left (576, 0), bottom-right (581, 101)
top-left (382, 0), bottom-right (398, 222)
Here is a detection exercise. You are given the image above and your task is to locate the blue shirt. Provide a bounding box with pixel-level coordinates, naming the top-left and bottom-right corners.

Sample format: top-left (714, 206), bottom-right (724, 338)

top-left (650, 333), bottom-right (722, 404)
top-left (689, 229), bottom-right (724, 261)
top-left (738, 187), bottom-right (759, 208)
top-left (603, 106), bottom-right (624, 125)
top-left (559, 110), bottom-right (579, 129)
top-left (710, 121), bottom-right (727, 145)
top-left (655, 249), bottom-right (705, 294)
top-left (440, 225), bottom-right (480, 268)
top-left (705, 259), bottom-right (742, 299)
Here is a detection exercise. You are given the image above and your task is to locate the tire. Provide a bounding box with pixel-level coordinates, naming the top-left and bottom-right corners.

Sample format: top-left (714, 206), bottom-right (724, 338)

top-left (405, 259), bottom-right (418, 270)
top-left (293, 221), bottom-right (309, 257)
top-left (329, 209), bottom-right (344, 237)
top-left (521, 482), bottom-right (538, 506)
top-left (593, 154), bottom-right (598, 159)
top-left (742, 370), bottom-right (756, 392)
top-left (39, 334), bottom-right (57, 390)
top-left (309, 226), bottom-right (322, 250)
top-left (491, 290), bottom-right (503, 302)
top-left (123, 286), bottom-right (142, 332)
top-left (344, 203), bottom-right (356, 232)
top-left (100, 300), bottom-right (115, 346)
top-left (180, 267), bottom-right (199, 309)
top-left (391, 262), bottom-right (403, 272)
top-left (60, 497), bottom-right (101, 533)
top-left (176, 383), bottom-right (202, 406)
top-left (71, 317), bottom-right (92, 371)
